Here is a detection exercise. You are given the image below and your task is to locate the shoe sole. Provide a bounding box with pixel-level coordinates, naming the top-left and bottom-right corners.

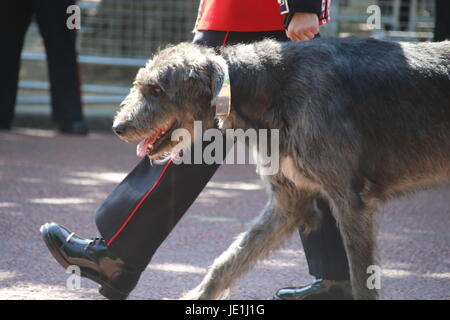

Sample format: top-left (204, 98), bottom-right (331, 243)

top-left (40, 223), bottom-right (128, 300)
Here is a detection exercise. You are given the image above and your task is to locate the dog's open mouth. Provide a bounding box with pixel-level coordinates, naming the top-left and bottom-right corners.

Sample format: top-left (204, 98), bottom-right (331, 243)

top-left (136, 121), bottom-right (178, 158)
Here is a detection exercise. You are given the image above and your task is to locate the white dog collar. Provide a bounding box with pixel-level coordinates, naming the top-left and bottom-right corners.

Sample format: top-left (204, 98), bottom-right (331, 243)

top-left (214, 57), bottom-right (231, 119)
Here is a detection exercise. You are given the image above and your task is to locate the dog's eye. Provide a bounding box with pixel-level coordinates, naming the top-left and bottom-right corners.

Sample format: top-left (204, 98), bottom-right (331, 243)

top-left (149, 85), bottom-right (162, 97)
top-left (141, 84), bottom-right (163, 104)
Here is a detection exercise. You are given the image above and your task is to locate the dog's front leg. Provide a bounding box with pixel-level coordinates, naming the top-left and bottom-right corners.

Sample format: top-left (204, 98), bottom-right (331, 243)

top-left (182, 198), bottom-right (308, 300)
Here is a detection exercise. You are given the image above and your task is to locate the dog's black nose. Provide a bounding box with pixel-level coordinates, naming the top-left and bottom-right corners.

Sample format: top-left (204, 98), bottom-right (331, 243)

top-left (112, 124), bottom-right (126, 135)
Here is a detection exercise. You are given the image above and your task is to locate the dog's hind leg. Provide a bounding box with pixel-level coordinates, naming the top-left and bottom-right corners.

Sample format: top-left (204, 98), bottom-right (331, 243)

top-left (182, 193), bottom-right (315, 300)
top-left (330, 195), bottom-right (380, 300)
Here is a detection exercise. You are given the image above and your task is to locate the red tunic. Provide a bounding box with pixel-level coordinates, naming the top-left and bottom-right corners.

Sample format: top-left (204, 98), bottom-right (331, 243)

top-left (195, 0), bottom-right (285, 32)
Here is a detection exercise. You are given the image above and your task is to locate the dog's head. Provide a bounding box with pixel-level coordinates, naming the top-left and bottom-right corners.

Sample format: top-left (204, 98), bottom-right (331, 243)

top-left (112, 43), bottom-right (226, 159)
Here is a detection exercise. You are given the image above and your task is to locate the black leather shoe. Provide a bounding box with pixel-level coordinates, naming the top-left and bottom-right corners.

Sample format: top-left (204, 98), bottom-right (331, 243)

top-left (59, 120), bottom-right (89, 135)
top-left (273, 279), bottom-right (353, 300)
top-left (40, 222), bottom-right (141, 300)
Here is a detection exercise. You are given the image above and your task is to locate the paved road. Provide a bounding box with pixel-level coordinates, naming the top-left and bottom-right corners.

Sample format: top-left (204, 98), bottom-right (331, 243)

top-left (0, 128), bottom-right (449, 300)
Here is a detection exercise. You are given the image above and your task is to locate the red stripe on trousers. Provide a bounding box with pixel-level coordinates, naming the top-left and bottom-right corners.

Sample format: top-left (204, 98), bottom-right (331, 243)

top-left (107, 158), bottom-right (173, 246)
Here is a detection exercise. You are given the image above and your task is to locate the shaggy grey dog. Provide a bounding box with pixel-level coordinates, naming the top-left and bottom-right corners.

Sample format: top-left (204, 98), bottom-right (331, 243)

top-left (112, 38), bottom-right (450, 300)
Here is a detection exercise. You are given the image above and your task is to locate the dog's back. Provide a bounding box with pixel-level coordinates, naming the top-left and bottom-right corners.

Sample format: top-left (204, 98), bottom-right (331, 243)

top-left (277, 38), bottom-right (450, 198)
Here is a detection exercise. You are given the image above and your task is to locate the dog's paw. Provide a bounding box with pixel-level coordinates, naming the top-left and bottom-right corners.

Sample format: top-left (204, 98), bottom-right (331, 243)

top-left (181, 287), bottom-right (231, 300)
top-left (180, 289), bottom-right (207, 300)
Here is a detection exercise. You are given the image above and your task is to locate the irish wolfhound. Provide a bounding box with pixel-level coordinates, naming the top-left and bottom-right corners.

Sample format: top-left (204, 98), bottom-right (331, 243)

top-left (112, 38), bottom-right (450, 300)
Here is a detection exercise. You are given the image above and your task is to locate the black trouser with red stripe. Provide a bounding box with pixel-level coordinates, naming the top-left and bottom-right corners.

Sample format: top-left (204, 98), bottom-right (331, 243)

top-left (0, 0), bottom-right (83, 128)
top-left (96, 30), bottom-right (350, 281)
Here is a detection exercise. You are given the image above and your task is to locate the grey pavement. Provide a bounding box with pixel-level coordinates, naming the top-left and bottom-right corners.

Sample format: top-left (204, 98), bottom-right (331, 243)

top-left (0, 128), bottom-right (449, 300)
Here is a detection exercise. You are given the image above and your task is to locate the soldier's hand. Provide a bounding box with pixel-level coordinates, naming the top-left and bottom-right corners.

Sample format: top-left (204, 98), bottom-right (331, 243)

top-left (286, 12), bottom-right (319, 42)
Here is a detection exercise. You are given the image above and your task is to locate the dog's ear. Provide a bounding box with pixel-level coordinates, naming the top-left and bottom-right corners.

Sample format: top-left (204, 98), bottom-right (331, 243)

top-left (183, 62), bottom-right (213, 101)
top-left (182, 56), bottom-right (224, 104)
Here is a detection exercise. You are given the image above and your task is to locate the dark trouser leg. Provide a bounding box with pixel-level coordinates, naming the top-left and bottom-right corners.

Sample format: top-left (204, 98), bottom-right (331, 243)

top-left (399, 0), bottom-right (411, 31)
top-left (299, 198), bottom-right (350, 280)
top-left (95, 30), bottom-right (288, 271)
top-left (96, 153), bottom-right (221, 271)
top-left (0, 1), bottom-right (33, 127)
top-left (434, 0), bottom-right (450, 41)
top-left (33, 0), bottom-right (83, 123)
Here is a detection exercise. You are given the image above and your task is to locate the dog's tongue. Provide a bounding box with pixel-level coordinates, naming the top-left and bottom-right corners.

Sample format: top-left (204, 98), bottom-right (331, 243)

top-left (136, 139), bottom-right (148, 158)
top-left (136, 133), bottom-right (159, 157)
top-left (136, 136), bottom-right (157, 158)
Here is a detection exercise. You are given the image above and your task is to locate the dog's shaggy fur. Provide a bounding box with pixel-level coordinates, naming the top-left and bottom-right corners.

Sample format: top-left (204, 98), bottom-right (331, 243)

top-left (113, 38), bottom-right (450, 299)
